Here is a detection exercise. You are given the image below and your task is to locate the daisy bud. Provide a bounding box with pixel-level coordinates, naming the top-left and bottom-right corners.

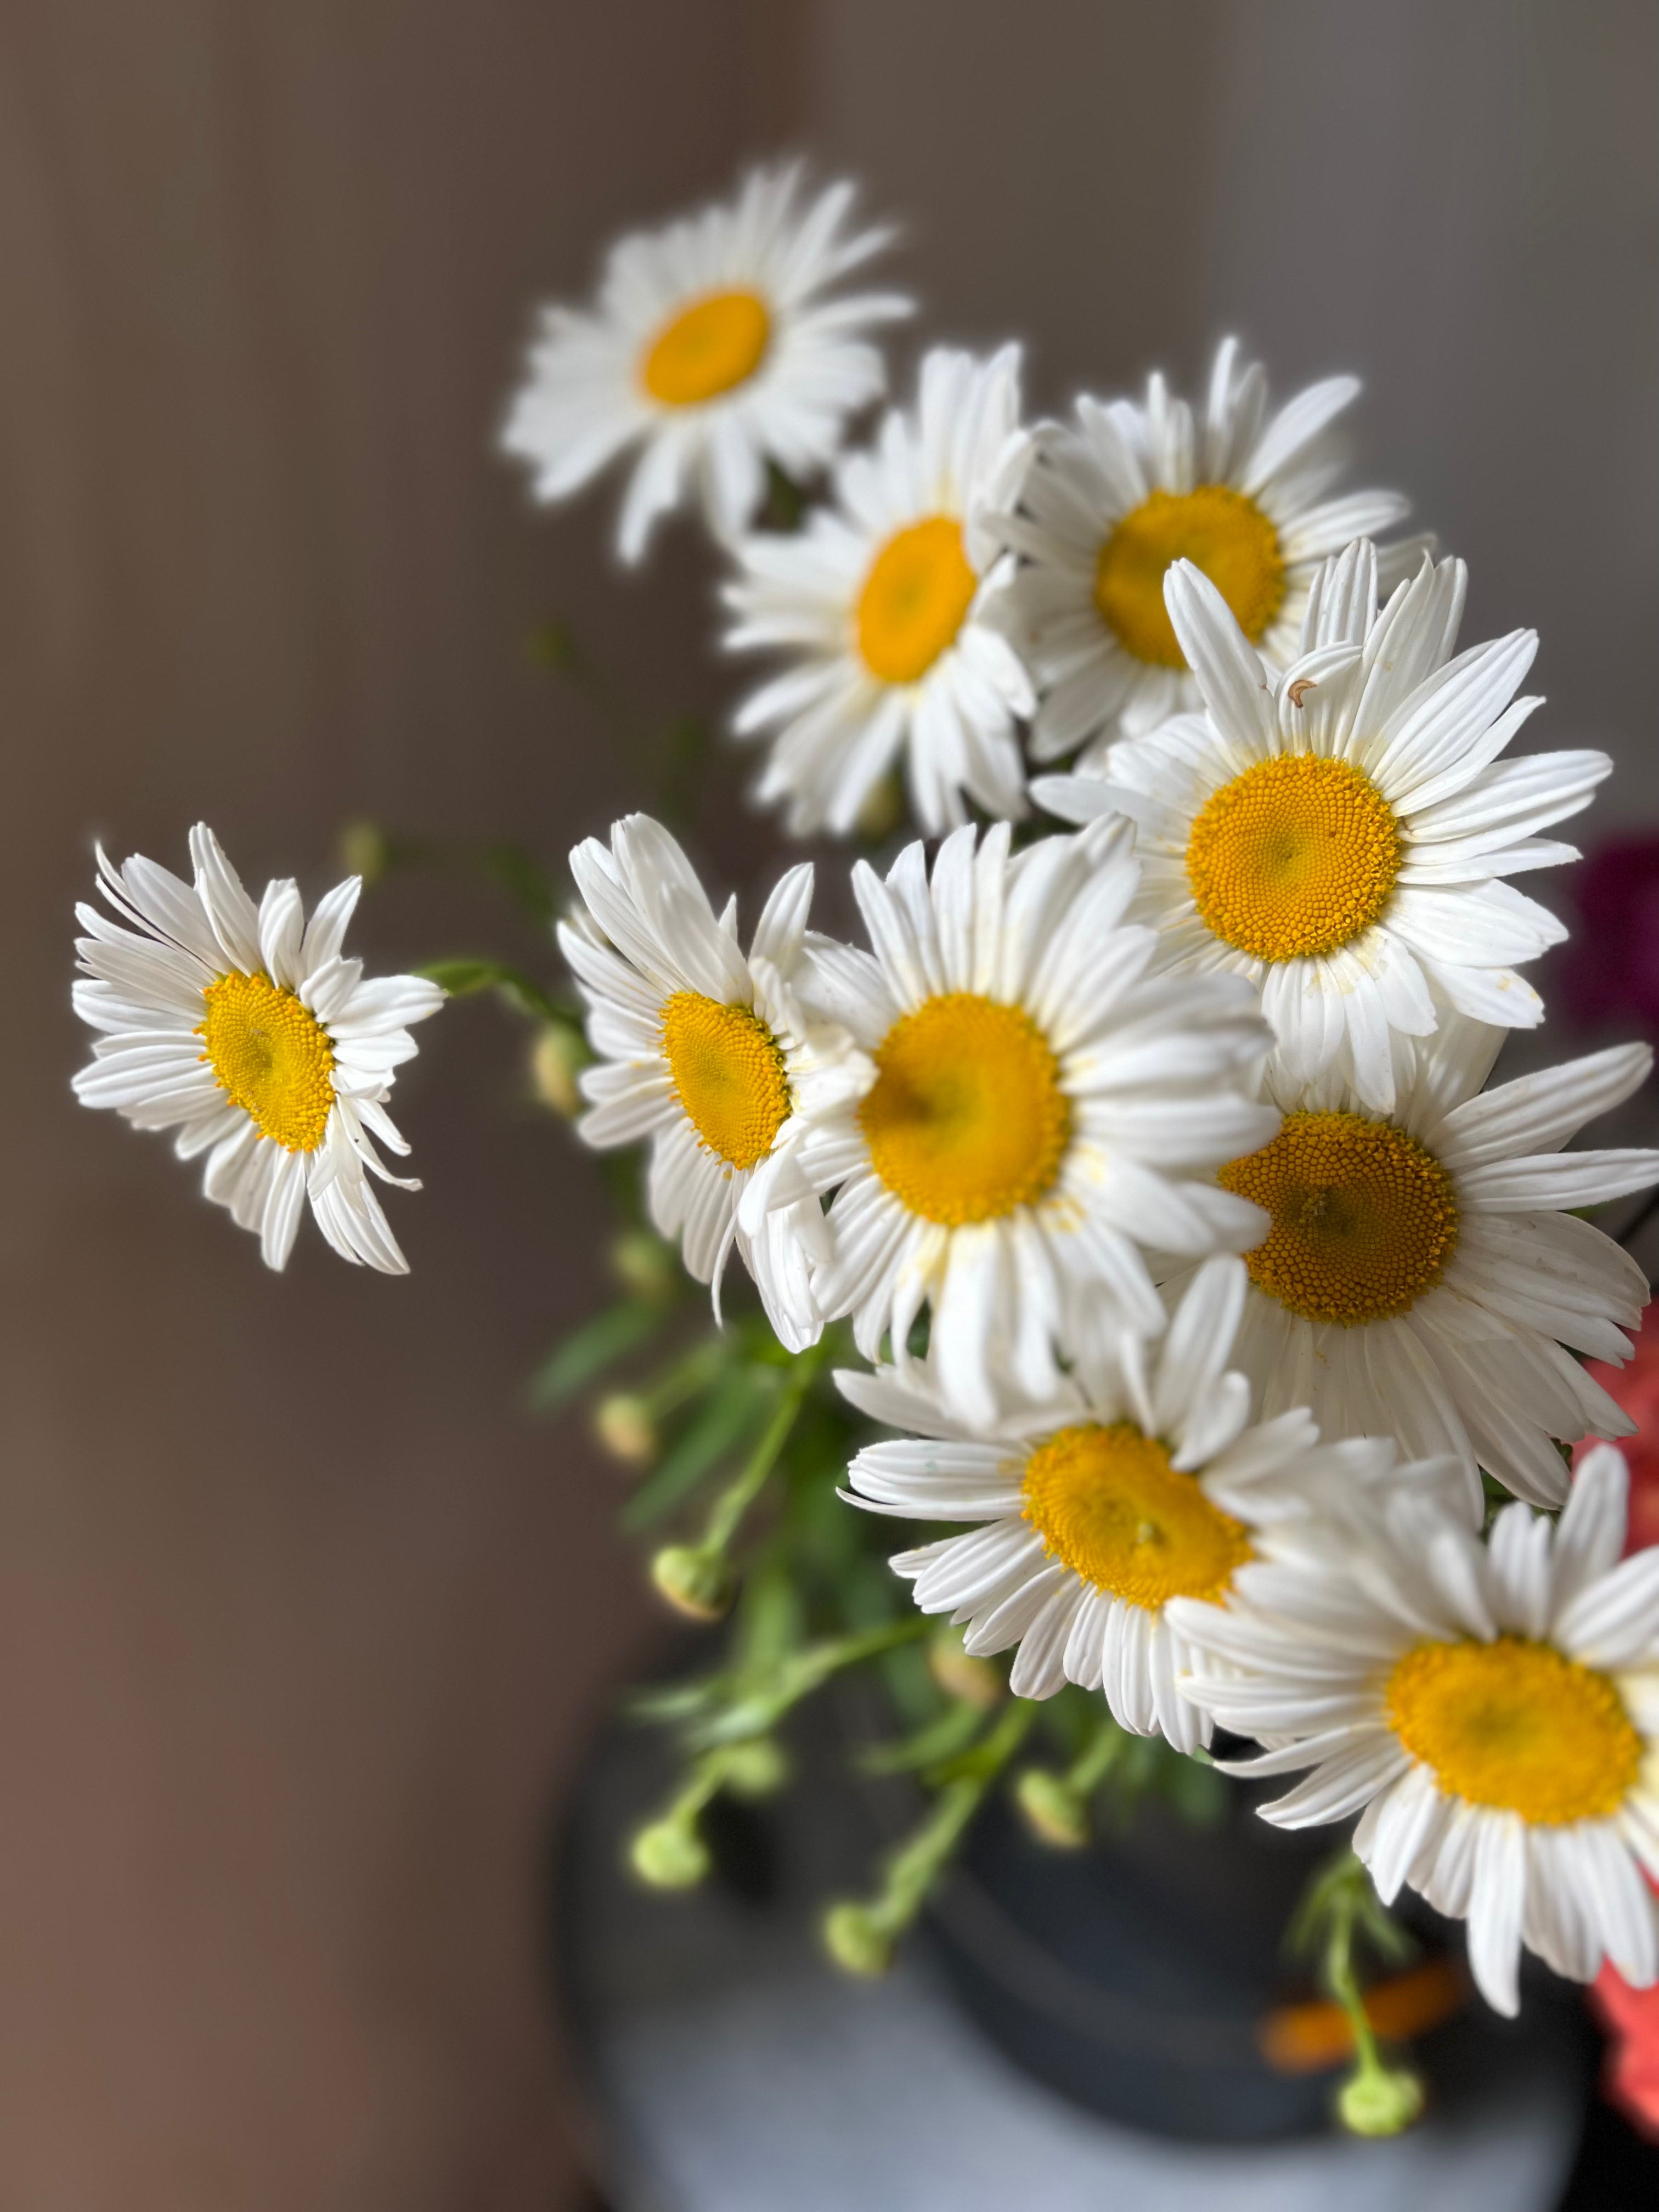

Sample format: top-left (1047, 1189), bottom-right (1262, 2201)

top-left (336, 819), bottom-right (391, 885)
top-left (1338, 2063), bottom-right (1424, 2138)
top-left (822, 1902), bottom-right (894, 1979)
top-left (629, 1815), bottom-right (710, 1891)
top-left (651, 1545), bottom-right (736, 1622)
top-left (927, 1626), bottom-right (1003, 1711)
top-left (528, 1022), bottom-right (585, 1118)
top-left (1014, 1768), bottom-right (1090, 1850)
top-left (854, 771), bottom-right (904, 843)
top-left (594, 1394), bottom-right (656, 1466)
top-left (720, 1738), bottom-right (789, 1799)
top-left (611, 1229), bottom-right (680, 1306)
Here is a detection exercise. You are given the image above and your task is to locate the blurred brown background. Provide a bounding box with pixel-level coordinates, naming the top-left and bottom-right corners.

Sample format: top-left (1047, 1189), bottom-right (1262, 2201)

top-left (0, 2), bottom-right (1652, 2205)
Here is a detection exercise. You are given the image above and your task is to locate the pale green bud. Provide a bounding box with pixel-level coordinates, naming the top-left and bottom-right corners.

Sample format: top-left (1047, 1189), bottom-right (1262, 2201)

top-left (651, 1545), bottom-right (736, 1622)
top-left (594, 1393), bottom-right (656, 1465)
top-left (1015, 1767), bottom-right (1090, 1850)
top-left (1338, 2063), bottom-right (1425, 2137)
top-left (822, 1901), bottom-right (894, 1978)
top-left (630, 1816), bottom-right (710, 1890)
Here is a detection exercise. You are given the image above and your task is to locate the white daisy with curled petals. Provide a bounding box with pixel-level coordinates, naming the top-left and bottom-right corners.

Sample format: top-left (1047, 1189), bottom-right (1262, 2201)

top-left (985, 338), bottom-right (1419, 768)
top-left (841, 1255), bottom-right (1453, 1748)
top-left (72, 825), bottom-right (443, 1272)
top-left (559, 814), bottom-right (871, 1351)
top-left (795, 818), bottom-right (1277, 1425)
top-left (1175, 1446), bottom-right (1659, 2018)
top-left (1170, 1017), bottom-right (1658, 1515)
top-left (723, 345), bottom-right (1035, 837)
top-left (1037, 540), bottom-right (1610, 1113)
top-left (501, 163), bottom-right (910, 562)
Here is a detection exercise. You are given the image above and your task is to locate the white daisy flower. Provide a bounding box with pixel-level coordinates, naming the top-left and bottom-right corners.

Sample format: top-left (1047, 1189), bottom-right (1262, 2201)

top-left (1165, 1017), bottom-right (1657, 1516)
top-left (984, 338), bottom-right (1418, 768)
top-left (501, 163), bottom-right (910, 562)
top-left (840, 1254), bottom-right (1458, 1749)
top-left (559, 814), bottom-right (871, 1351)
top-left (1036, 540), bottom-right (1610, 1113)
top-left (795, 817), bottom-right (1277, 1424)
top-left (1173, 1444), bottom-right (1659, 2018)
top-left (723, 345), bottom-right (1036, 837)
top-left (72, 825), bottom-right (443, 1272)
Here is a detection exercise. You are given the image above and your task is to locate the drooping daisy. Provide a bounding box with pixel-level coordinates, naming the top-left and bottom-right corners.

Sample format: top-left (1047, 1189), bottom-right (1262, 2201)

top-left (1173, 1446), bottom-right (1659, 2017)
top-left (842, 1255), bottom-right (1463, 1748)
top-left (723, 346), bottom-right (1036, 836)
top-left (501, 163), bottom-right (910, 561)
top-left (559, 814), bottom-right (871, 1351)
top-left (72, 826), bottom-right (443, 1272)
top-left (795, 817), bottom-right (1277, 1424)
top-left (1036, 540), bottom-right (1610, 1113)
top-left (984, 338), bottom-right (1418, 768)
top-left (1163, 1017), bottom-right (1658, 1515)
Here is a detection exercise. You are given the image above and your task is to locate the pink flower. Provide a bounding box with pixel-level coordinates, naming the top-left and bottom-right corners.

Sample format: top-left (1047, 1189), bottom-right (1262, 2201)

top-left (1561, 837), bottom-right (1659, 1037)
top-left (1576, 1304), bottom-right (1659, 2132)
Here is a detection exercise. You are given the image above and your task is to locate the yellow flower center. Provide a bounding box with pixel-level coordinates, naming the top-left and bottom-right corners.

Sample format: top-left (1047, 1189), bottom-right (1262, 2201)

top-left (1386, 1637), bottom-right (1641, 1825)
top-left (861, 993), bottom-right (1070, 1226)
top-left (1022, 1423), bottom-right (1254, 1607)
top-left (640, 289), bottom-right (771, 407)
top-left (1093, 485), bottom-right (1286, 667)
top-left (661, 991), bottom-right (791, 1171)
top-left (196, 971), bottom-right (336, 1153)
top-left (1220, 1111), bottom-right (1459, 1327)
top-left (1185, 754), bottom-right (1402, 963)
top-left (856, 516), bottom-right (978, 685)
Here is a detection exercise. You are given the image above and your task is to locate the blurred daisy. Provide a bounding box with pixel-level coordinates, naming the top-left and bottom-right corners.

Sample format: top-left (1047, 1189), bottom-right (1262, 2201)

top-left (1167, 1019), bottom-right (1658, 1515)
top-left (797, 818), bottom-right (1276, 1424)
top-left (724, 346), bottom-right (1035, 836)
top-left (560, 814), bottom-right (871, 1350)
top-left (501, 163), bottom-right (910, 561)
top-left (987, 337), bottom-right (1416, 768)
top-left (1037, 542), bottom-right (1609, 1112)
top-left (72, 825), bottom-right (442, 1272)
top-left (842, 1255), bottom-right (1443, 1747)
top-left (1175, 1446), bottom-right (1659, 2017)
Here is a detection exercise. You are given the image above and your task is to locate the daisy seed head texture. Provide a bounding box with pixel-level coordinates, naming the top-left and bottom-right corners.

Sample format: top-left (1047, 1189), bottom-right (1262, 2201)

top-left (560, 813), bottom-right (872, 1354)
top-left (503, 163), bottom-right (911, 560)
top-left (1035, 539), bottom-right (1612, 1116)
top-left (725, 345), bottom-right (1035, 837)
top-left (1176, 1446), bottom-right (1659, 2016)
top-left (799, 817), bottom-right (1277, 1426)
top-left (985, 340), bottom-right (1414, 767)
top-left (72, 825), bottom-right (443, 1271)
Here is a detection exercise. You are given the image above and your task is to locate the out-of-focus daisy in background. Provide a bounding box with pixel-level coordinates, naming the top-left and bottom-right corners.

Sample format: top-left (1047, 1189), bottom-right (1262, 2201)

top-left (723, 346), bottom-right (1034, 837)
top-left (1165, 1018), bottom-right (1658, 1516)
top-left (1176, 1444), bottom-right (1659, 2018)
top-left (502, 163), bottom-right (910, 561)
top-left (988, 338), bottom-right (1416, 769)
top-left (1038, 541), bottom-right (1609, 1113)
top-left (561, 814), bottom-right (871, 1351)
top-left (73, 825), bottom-right (442, 1272)
top-left (842, 1255), bottom-right (1445, 1748)
top-left (795, 819), bottom-right (1276, 1424)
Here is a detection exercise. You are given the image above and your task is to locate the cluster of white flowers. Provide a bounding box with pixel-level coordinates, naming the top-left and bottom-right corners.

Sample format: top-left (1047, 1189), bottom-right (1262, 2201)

top-left (75, 165), bottom-right (1659, 2029)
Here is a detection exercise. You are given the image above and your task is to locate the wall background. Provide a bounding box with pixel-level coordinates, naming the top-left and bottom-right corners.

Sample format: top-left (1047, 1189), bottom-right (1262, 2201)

top-left (0, 3), bottom-right (1652, 2207)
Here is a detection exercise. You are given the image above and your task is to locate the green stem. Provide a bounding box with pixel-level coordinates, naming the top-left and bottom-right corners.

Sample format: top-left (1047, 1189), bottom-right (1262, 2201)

top-left (702, 1345), bottom-right (825, 1555)
top-left (874, 1701), bottom-right (1037, 1934)
top-left (1326, 1895), bottom-right (1383, 2082)
top-left (1067, 1713), bottom-right (1128, 1795)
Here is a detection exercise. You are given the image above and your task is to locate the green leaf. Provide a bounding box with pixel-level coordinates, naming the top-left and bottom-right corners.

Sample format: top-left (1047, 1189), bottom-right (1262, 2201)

top-left (417, 957), bottom-right (558, 1022)
top-left (527, 1300), bottom-right (664, 1412)
top-left (622, 1369), bottom-right (772, 1533)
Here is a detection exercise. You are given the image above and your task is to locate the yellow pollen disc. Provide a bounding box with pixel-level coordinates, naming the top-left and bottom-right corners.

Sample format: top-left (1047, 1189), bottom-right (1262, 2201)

top-left (856, 516), bottom-right (978, 685)
top-left (196, 971), bottom-right (335, 1153)
top-left (1220, 1111), bottom-right (1459, 1327)
top-left (861, 992), bottom-right (1070, 1226)
top-left (640, 289), bottom-right (770, 407)
top-left (1185, 754), bottom-right (1402, 963)
top-left (1094, 484), bottom-right (1286, 667)
top-left (660, 991), bottom-right (790, 1172)
top-left (1386, 1637), bottom-right (1641, 1825)
top-left (1022, 1423), bottom-right (1254, 1607)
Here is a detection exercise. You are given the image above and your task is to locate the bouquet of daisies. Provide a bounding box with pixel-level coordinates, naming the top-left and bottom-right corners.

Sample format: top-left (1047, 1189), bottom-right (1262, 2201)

top-left (74, 165), bottom-right (1659, 2138)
